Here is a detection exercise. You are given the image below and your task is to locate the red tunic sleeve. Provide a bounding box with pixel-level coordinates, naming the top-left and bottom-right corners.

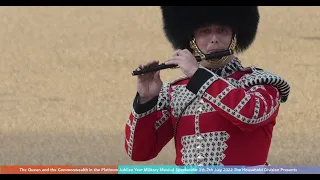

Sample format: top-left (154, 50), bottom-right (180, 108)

top-left (186, 66), bottom-right (289, 132)
top-left (124, 83), bottom-right (173, 161)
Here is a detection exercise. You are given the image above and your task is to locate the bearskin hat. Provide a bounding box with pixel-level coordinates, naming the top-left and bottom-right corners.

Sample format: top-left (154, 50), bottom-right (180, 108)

top-left (160, 6), bottom-right (260, 53)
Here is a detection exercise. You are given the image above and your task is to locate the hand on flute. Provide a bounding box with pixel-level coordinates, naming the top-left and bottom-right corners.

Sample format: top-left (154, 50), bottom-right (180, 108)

top-left (165, 49), bottom-right (199, 77)
top-left (136, 60), bottom-right (163, 104)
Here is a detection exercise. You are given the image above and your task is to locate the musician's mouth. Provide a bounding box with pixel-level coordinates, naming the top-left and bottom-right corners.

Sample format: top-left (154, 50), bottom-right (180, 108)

top-left (207, 49), bottom-right (224, 54)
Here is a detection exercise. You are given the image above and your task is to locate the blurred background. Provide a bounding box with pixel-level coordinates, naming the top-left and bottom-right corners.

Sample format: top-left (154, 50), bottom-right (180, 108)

top-left (0, 6), bottom-right (319, 166)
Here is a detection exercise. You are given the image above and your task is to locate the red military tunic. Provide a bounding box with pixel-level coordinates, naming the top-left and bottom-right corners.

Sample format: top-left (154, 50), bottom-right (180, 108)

top-left (124, 58), bottom-right (290, 166)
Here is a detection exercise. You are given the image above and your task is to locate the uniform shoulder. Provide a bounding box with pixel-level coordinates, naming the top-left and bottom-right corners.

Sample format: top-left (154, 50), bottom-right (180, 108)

top-left (240, 66), bottom-right (291, 103)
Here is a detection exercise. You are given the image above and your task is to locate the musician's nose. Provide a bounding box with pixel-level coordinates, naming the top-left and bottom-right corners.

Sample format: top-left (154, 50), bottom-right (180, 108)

top-left (210, 35), bottom-right (219, 44)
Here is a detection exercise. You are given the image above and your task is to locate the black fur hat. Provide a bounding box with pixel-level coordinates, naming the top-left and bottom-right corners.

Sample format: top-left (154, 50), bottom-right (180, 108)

top-left (160, 6), bottom-right (260, 53)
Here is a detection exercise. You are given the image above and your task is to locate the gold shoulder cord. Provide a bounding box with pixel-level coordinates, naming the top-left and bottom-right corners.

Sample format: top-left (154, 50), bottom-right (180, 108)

top-left (190, 34), bottom-right (237, 66)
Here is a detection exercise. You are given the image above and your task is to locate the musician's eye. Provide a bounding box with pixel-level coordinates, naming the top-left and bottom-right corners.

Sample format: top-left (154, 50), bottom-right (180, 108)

top-left (219, 28), bottom-right (226, 33)
top-left (199, 28), bottom-right (211, 34)
top-left (218, 26), bottom-right (232, 34)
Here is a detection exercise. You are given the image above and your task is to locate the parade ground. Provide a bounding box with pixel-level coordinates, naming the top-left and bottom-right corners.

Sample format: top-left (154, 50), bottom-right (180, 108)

top-left (0, 6), bottom-right (319, 166)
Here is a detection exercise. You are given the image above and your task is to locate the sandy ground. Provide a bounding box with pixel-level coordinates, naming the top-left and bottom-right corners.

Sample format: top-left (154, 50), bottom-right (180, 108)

top-left (0, 6), bottom-right (319, 166)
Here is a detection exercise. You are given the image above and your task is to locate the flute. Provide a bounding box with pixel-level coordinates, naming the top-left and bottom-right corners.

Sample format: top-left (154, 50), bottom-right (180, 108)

top-left (131, 49), bottom-right (233, 76)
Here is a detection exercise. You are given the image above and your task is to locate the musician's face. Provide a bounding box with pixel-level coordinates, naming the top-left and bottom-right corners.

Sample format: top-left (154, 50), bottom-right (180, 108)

top-left (193, 24), bottom-right (233, 54)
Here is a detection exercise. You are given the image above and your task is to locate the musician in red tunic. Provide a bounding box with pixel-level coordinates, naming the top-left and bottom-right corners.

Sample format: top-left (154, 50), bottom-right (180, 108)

top-left (124, 6), bottom-right (290, 166)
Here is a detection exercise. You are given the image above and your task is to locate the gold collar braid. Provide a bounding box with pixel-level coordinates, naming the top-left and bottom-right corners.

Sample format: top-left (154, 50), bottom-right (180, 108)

top-left (190, 34), bottom-right (237, 66)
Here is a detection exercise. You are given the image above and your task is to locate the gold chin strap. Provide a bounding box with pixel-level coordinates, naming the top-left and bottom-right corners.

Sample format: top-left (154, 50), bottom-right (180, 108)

top-left (190, 34), bottom-right (237, 66)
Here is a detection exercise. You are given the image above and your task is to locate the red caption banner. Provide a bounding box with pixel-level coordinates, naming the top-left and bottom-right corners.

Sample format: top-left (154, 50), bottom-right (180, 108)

top-left (0, 165), bottom-right (118, 174)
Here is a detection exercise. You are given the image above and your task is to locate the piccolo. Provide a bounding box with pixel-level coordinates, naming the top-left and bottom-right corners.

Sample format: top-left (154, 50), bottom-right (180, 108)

top-left (131, 49), bottom-right (233, 76)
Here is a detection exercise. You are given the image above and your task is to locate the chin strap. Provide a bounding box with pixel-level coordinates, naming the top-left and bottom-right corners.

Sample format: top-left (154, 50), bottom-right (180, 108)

top-left (189, 34), bottom-right (237, 66)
